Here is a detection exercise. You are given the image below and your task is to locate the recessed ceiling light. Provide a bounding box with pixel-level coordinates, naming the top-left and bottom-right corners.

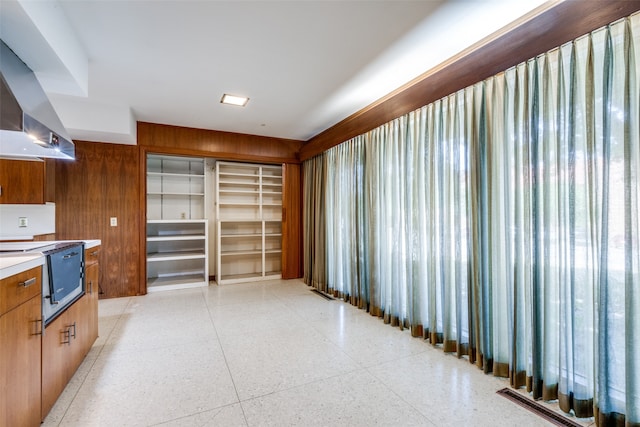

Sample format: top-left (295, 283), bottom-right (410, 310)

top-left (220, 94), bottom-right (249, 107)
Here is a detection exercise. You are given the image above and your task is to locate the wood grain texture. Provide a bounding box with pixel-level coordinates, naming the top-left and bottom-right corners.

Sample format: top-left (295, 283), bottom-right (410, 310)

top-left (44, 158), bottom-right (56, 202)
top-left (300, 0), bottom-right (640, 160)
top-left (138, 148), bottom-right (147, 295)
top-left (33, 233), bottom-right (56, 241)
top-left (281, 163), bottom-right (303, 279)
top-left (0, 292), bottom-right (41, 427)
top-left (138, 122), bottom-right (303, 164)
top-left (55, 141), bottom-right (141, 298)
top-left (0, 158), bottom-right (45, 204)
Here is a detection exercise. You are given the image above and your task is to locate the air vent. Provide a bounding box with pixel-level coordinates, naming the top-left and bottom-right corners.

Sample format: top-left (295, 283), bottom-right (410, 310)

top-left (496, 388), bottom-right (584, 427)
top-left (310, 289), bottom-right (334, 300)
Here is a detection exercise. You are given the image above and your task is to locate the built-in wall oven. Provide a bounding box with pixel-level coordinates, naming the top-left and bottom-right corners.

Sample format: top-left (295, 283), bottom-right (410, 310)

top-left (41, 242), bottom-right (85, 325)
top-left (0, 241), bottom-right (85, 325)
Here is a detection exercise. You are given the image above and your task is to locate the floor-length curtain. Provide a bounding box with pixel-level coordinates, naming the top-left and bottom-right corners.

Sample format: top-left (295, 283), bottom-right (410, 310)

top-left (302, 13), bottom-right (640, 426)
top-left (303, 155), bottom-right (327, 291)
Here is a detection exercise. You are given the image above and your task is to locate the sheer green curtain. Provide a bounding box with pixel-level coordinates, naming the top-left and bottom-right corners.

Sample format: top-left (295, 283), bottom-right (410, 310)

top-left (302, 14), bottom-right (640, 426)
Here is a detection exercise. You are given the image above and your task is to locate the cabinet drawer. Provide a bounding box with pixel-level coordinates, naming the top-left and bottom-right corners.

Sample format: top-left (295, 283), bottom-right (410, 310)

top-left (84, 246), bottom-right (101, 266)
top-left (0, 266), bottom-right (42, 317)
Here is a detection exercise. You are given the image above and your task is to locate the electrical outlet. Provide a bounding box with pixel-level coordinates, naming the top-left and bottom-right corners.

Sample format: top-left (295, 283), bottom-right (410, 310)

top-left (18, 217), bottom-right (28, 227)
top-left (110, 217), bottom-right (118, 227)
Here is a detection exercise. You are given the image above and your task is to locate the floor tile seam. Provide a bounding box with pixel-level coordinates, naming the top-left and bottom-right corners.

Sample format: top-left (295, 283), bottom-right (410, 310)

top-left (236, 364), bottom-right (368, 404)
top-left (262, 291), bottom-right (328, 329)
top-left (206, 298), bottom-right (294, 315)
top-left (147, 401), bottom-right (242, 426)
top-left (299, 310), bottom-right (378, 368)
top-left (84, 296), bottom-right (137, 361)
top-left (201, 287), bottom-right (250, 426)
top-left (98, 335), bottom-right (223, 359)
top-left (363, 363), bottom-right (438, 427)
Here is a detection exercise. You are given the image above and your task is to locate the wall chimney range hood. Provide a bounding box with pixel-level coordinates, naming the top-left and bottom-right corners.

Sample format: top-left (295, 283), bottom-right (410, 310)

top-left (0, 40), bottom-right (75, 160)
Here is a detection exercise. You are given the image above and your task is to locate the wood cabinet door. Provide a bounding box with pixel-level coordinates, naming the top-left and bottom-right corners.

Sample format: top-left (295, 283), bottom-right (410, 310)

top-left (81, 264), bottom-right (99, 354)
top-left (41, 308), bottom-right (73, 417)
top-left (0, 158), bottom-right (45, 204)
top-left (0, 295), bottom-right (42, 427)
top-left (41, 292), bottom-right (97, 419)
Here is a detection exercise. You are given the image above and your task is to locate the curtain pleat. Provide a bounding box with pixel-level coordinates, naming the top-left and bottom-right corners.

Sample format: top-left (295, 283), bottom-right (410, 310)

top-left (301, 13), bottom-right (640, 427)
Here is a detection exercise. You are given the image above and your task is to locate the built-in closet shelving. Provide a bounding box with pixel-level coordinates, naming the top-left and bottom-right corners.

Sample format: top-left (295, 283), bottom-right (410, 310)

top-left (146, 154), bottom-right (208, 291)
top-left (216, 161), bottom-right (282, 284)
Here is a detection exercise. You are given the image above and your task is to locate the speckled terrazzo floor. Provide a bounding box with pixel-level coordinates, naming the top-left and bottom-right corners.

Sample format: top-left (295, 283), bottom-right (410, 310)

top-left (42, 279), bottom-right (592, 427)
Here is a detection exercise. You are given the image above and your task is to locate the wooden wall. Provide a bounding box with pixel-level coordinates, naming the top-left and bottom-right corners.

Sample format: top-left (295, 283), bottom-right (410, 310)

top-left (138, 122), bottom-right (303, 163)
top-left (55, 141), bottom-right (142, 298)
top-left (282, 163), bottom-right (303, 279)
top-left (300, 0), bottom-right (640, 160)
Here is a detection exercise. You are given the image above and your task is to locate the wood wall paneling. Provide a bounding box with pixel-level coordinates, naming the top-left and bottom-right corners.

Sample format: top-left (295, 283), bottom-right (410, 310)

top-left (55, 141), bottom-right (141, 298)
top-left (44, 158), bottom-right (55, 202)
top-left (281, 163), bottom-right (303, 279)
top-left (138, 122), bottom-right (303, 164)
top-left (138, 148), bottom-right (147, 296)
top-left (300, 0), bottom-right (640, 160)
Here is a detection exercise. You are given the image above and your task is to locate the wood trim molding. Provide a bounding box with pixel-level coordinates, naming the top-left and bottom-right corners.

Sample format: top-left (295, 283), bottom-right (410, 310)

top-left (138, 146), bottom-right (148, 295)
top-left (138, 122), bottom-right (303, 164)
top-left (300, 0), bottom-right (640, 161)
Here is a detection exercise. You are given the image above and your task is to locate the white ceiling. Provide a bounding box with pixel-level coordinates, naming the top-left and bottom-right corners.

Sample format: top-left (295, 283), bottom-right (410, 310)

top-left (0, 0), bottom-right (551, 145)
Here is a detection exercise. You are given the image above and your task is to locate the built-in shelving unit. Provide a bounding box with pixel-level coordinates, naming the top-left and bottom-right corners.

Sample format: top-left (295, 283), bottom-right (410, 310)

top-left (146, 154), bottom-right (208, 291)
top-left (147, 154), bottom-right (205, 220)
top-left (216, 161), bottom-right (282, 284)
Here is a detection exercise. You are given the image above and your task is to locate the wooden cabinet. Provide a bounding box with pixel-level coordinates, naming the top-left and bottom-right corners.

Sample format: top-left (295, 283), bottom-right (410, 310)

top-left (0, 158), bottom-right (50, 204)
top-left (42, 297), bottom-right (83, 416)
top-left (0, 266), bottom-right (43, 427)
top-left (41, 245), bottom-right (100, 419)
top-left (216, 161), bottom-right (282, 284)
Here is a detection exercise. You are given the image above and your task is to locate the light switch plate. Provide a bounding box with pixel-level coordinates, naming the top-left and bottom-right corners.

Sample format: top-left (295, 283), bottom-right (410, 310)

top-left (18, 217), bottom-right (28, 227)
top-left (110, 217), bottom-right (118, 227)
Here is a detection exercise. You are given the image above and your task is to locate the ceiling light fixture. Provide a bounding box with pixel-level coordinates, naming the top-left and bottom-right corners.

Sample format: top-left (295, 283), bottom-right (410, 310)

top-left (220, 94), bottom-right (249, 107)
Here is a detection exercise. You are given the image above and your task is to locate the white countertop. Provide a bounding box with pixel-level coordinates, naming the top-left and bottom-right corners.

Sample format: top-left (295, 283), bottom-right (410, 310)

top-left (0, 253), bottom-right (46, 280)
top-left (0, 240), bottom-right (101, 280)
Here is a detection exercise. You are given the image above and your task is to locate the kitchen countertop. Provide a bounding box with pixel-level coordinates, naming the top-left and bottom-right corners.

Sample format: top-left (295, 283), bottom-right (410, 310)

top-left (0, 253), bottom-right (46, 280)
top-left (0, 239), bottom-right (101, 280)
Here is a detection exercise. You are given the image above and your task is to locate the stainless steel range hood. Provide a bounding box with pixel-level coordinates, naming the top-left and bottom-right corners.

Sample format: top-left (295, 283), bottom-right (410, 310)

top-left (0, 40), bottom-right (75, 160)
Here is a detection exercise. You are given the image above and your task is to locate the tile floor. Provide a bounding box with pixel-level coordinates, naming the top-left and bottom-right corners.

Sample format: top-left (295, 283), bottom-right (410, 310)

top-left (42, 279), bottom-right (592, 427)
